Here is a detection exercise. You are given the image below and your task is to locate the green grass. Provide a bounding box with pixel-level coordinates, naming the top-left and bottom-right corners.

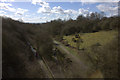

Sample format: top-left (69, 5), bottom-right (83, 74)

top-left (63, 30), bottom-right (118, 49)
top-left (55, 30), bottom-right (118, 66)
top-left (62, 30), bottom-right (118, 64)
top-left (65, 46), bottom-right (78, 56)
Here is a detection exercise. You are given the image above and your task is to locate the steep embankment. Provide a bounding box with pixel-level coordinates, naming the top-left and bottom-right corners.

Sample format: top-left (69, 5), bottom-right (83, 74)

top-left (2, 18), bottom-right (45, 78)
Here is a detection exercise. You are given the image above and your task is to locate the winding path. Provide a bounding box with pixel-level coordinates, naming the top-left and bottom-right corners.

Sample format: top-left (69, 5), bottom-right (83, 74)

top-left (54, 40), bottom-right (103, 78)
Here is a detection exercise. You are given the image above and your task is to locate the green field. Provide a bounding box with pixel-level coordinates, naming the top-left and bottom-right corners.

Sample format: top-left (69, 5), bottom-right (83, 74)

top-left (63, 30), bottom-right (118, 59)
top-left (61, 30), bottom-right (118, 68)
top-left (63, 30), bottom-right (118, 49)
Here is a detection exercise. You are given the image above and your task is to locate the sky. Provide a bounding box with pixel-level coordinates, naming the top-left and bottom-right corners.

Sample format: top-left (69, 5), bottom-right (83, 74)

top-left (0, 0), bottom-right (119, 23)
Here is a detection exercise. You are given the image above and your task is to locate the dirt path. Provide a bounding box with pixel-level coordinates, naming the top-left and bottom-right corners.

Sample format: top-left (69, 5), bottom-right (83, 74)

top-left (54, 40), bottom-right (103, 78)
top-left (54, 41), bottom-right (90, 77)
top-left (59, 44), bottom-right (88, 70)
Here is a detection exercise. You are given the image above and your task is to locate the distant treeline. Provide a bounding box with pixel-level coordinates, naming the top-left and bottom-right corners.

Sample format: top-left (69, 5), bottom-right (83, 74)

top-left (40, 12), bottom-right (119, 36)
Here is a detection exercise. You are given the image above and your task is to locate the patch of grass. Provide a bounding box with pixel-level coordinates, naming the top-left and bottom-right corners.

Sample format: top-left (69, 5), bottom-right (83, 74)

top-left (63, 30), bottom-right (118, 49)
top-left (64, 46), bottom-right (78, 56)
top-left (62, 30), bottom-right (118, 70)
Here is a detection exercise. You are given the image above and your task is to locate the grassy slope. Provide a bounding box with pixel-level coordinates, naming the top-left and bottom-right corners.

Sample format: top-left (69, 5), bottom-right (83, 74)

top-left (63, 30), bottom-right (118, 49)
top-left (62, 30), bottom-right (118, 67)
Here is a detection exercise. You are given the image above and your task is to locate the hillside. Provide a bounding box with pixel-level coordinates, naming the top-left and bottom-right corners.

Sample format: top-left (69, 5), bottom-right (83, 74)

top-left (2, 15), bottom-right (119, 78)
top-left (2, 17), bottom-right (46, 78)
top-left (60, 30), bottom-right (118, 78)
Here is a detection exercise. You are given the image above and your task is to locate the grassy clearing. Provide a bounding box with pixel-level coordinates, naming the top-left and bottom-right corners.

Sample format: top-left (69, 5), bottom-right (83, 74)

top-left (62, 30), bottom-right (118, 67)
top-left (63, 30), bottom-right (118, 49)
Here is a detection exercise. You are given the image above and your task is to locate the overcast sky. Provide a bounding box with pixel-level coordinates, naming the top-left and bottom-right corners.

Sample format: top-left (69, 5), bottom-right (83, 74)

top-left (0, 0), bottom-right (119, 23)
